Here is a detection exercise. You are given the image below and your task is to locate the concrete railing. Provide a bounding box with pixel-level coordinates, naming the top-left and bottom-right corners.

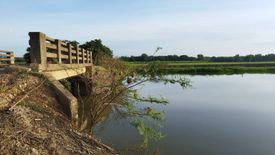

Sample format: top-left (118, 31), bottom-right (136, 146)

top-left (0, 50), bottom-right (15, 65)
top-left (29, 32), bottom-right (92, 72)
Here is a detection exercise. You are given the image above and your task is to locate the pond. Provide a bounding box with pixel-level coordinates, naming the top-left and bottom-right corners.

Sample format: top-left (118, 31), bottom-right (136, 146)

top-left (95, 74), bottom-right (275, 155)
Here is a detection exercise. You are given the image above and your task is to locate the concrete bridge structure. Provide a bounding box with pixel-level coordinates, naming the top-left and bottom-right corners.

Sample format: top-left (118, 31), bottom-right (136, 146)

top-left (29, 32), bottom-right (92, 80)
top-left (0, 50), bottom-right (14, 65)
top-left (0, 32), bottom-right (93, 127)
top-left (28, 32), bottom-right (93, 127)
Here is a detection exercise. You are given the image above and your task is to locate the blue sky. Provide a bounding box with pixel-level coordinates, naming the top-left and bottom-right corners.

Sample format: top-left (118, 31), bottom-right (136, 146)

top-left (1, 0), bottom-right (275, 57)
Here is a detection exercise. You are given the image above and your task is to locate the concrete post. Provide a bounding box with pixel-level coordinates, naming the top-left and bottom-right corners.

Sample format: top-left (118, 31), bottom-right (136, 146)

top-left (29, 32), bottom-right (47, 71)
top-left (76, 47), bottom-right (79, 64)
top-left (82, 49), bottom-right (85, 64)
top-left (68, 44), bottom-right (72, 64)
top-left (10, 52), bottom-right (14, 65)
top-left (56, 39), bottom-right (62, 64)
top-left (90, 51), bottom-right (93, 64)
top-left (7, 52), bottom-right (14, 65)
top-left (87, 51), bottom-right (89, 64)
top-left (86, 50), bottom-right (89, 63)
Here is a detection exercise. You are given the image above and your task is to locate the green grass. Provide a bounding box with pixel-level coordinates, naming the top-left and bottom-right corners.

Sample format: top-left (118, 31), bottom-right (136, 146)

top-left (128, 61), bottom-right (275, 65)
top-left (127, 61), bottom-right (275, 75)
top-left (160, 67), bottom-right (275, 75)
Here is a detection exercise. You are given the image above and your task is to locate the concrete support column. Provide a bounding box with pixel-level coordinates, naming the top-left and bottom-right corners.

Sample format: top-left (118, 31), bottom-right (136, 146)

top-left (56, 39), bottom-right (62, 64)
top-left (76, 47), bottom-right (79, 64)
top-left (87, 51), bottom-right (90, 64)
top-left (6, 52), bottom-right (14, 65)
top-left (68, 44), bottom-right (72, 64)
top-left (82, 49), bottom-right (85, 64)
top-left (70, 77), bottom-right (90, 97)
top-left (90, 51), bottom-right (93, 64)
top-left (29, 32), bottom-right (47, 71)
top-left (85, 50), bottom-right (89, 63)
top-left (44, 74), bottom-right (79, 128)
top-left (71, 80), bottom-right (80, 97)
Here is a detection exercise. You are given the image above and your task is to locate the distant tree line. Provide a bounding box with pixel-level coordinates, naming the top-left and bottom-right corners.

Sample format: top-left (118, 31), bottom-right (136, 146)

top-left (120, 53), bottom-right (275, 62)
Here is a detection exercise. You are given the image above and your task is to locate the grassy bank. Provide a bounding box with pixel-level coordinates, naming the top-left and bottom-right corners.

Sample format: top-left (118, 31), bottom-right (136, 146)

top-left (127, 61), bottom-right (275, 75)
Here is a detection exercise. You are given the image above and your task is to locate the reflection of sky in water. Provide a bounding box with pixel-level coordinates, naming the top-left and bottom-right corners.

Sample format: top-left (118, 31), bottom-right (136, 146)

top-left (95, 74), bottom-right (275, 155)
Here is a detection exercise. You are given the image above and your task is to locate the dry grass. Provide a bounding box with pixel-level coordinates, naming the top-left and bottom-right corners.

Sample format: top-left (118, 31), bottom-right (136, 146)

top-left (0, 69), bottom-right (117, 155)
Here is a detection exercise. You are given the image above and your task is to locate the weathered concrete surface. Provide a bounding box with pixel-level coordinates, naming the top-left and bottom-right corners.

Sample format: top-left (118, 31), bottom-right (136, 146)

top-left (43, 73), bottom-right (79, 127)
top-left (44, 67), bottom-right (86, 80)
top-left (29, 32), bottom-right (92, 72)
top-left (0, 50), bottom-right (15, 65)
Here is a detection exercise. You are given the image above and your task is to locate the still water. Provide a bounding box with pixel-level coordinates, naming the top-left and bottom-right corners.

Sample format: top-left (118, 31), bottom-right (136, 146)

top-left (95, 74), bottom-right (275, 155)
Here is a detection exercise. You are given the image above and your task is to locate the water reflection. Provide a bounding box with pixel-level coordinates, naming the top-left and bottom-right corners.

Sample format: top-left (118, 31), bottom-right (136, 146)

top-left (95, 74), bottom-right (275, 155)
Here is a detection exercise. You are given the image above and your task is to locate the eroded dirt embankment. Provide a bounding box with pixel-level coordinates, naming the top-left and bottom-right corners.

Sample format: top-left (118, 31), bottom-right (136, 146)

top-left (0, 68), bottom-right (116, 155)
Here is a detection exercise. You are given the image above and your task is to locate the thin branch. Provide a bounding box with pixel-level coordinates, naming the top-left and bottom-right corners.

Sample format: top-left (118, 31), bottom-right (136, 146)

top-left (94, 79), bottom-right (149, 121)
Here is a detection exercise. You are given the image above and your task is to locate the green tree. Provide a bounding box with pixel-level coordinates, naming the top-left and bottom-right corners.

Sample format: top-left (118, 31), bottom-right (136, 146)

top-left (23, 47), bottom-right (31, 64)
top-left (197, 54), bottom-right (204, 61)
top-left (80, 39), bottom-right (113, 65)
top-left (140, 53), bottom-right (149, 61)
top-left (63, 40), bottom-right (80, 47)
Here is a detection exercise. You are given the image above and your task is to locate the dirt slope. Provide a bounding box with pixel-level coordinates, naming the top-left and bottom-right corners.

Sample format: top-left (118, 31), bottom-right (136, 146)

top-left (0, 68), bottom-right (116, 155)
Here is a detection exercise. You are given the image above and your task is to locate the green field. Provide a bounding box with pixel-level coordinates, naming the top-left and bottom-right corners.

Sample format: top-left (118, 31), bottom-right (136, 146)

top-left (127, 61), bottom-right (275, 75)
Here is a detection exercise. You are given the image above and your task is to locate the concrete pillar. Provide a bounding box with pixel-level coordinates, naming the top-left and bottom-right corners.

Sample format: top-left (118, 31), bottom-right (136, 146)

top-left (87, 51), bottom-right (90, 64)
top-left (76, 47), bottom-right (79, 64)
top-left (90, 51), bottom-right (93, 64)
top-left (44, 74), bottom-right (79, 128)
top-left (70, 77), bottom-right (90, 97)
top-left (71, 80), bottom-right (80, 97)
top-left (86, 50), bottom-right (89, 63)
top-left (68, 44), bottom-right (72, 64)
top-left (29, 32), bottom-right (47, 71)
top-left (6, 52), bottom-right (14, 65)
top-left (82, 49), bottom-right (85, 64)
top-left (56, 39), bottom-right (62, 64)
